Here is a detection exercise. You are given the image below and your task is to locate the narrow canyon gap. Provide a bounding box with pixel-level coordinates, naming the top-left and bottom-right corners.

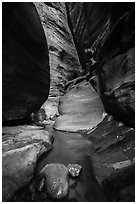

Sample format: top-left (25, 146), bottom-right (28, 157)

top-left (2, 2), bottom-right (135, 202)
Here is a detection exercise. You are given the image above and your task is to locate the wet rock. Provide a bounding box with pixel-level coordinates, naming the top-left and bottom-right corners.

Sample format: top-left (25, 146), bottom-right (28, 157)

top-left (2, 3), bottom-right (50, 122)
top-left (40, 163), bottom-right (69, 200)
top-left (30, 163), bottom-right (82, 200)
top-left (36, 131), bottom-right (107, 202)
top-left (2, 125), bottom-right (52, 201)
top-left (85, 115), bottom-right (135, 201)
top-left (54, 80), bottom-right (106, 132)
top-left (68, 164), bottom-right (82, 177)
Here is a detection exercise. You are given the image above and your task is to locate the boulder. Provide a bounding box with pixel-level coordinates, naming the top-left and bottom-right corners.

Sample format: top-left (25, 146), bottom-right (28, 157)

top-left (30, 163), bottom-right (82, 200)
top-left (2, 125), bottom-right (52, 201)
top-left (2, 3), bottom-right (50, 122)
top-left (54, 80), bottom-right (106, 132)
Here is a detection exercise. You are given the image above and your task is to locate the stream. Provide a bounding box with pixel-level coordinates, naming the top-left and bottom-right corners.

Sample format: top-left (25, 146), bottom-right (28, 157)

top-left (10, 114), bottom-right (135, 202)
top-left (11, 124), bottom-right (107, 202)
top-left (36, 130), bottom-right (107, 201)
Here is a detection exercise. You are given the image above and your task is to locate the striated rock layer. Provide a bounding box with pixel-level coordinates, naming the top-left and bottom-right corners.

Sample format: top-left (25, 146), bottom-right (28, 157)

top-left (54, 80), bottom-right (105, 132)
top-left (2, 3), bottom-right (50, 122)
top-left (34, 2), bottom-right (82, 98)
top-left (67, 2), bottom-right (135, 127)
top-left (98, 9), bottom-right (135, 127)
top-left (34, 3), bottom-right (82, 120)
top-left (2, 125), bottom-right (53, 201)
top-left (84, 114), bottom-right (135, 201)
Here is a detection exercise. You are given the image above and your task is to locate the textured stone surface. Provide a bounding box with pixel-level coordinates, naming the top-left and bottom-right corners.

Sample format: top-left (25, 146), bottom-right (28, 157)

top-left (67, 3), bottom-right (135, 127)
top-left (34, 2), bottom-right (82, 98)
top-left (40, 163), bottom-right (69, 200)
top-left (2, 3), bottom-right (50, 122)
top-left (68, 164), bottom-right (82, 177)
top-left (54, 80), bottom-right (106, 132)
top-left (2, 125), bottom-right (52, 201)
top-left (2, 2), bottom-right (135, 202)
top-left (98, 9), bottom-right (135, 127)
top-left (83, 114), bottom-right (135, 201)
top-left (41, 97), bottom-right (60, 121)
top-left (66, 2), bottom-right (111, 71)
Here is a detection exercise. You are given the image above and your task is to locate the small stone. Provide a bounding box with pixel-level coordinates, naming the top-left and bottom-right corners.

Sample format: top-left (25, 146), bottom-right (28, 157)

top-left (37, 177), bottom-right (45, 191)
top-left (118, 121), bottom-right (124, 127)
top-left (108, 115), bottom-right (114, 122)
top-left (67, 164), bottom-right (82, 177)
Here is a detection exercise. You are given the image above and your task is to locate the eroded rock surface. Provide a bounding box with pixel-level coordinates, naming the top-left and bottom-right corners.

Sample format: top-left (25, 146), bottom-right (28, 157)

top-left (34, 3), bottom-right (83, 121)
top-left (30, 163), bottom-right (82, 200)
top-left (34, 2), bottom-right (82, 98)
top-left (2, 3), bottom-right (50, 122)
top-left (54, 80), bottom-right (106, 132)
top-left (83, 114), bottom-right (135, 201)
top-left (2, 2), bottom-right (135, 203)
top-left (2, 125), bottom-right (53, 201)
top-left (98, 9), bottom-right (135, 127)
top-left (67, 3), bottom-right (135, 127)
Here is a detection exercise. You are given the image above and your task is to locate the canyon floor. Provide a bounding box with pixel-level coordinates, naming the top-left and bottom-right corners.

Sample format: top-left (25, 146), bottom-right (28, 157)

top-left (2, 2), bottom-right (135, 202)
top-left (3, 80), bottom-right (135, 202)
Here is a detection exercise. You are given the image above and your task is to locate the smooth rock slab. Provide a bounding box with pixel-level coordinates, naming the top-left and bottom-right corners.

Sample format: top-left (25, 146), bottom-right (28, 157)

top-left (2, 125), bottom-right (52, 201)
top-left (54, 80), bottom-right (106, 132)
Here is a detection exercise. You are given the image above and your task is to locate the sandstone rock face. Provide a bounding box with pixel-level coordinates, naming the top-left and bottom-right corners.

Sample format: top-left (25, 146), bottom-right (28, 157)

top-left (2, 125), bottom-right (52, 201)
top-left (34, 3), bottom-right (82, 120)
top-left (54, 80), bottom-right (105, 132)
top-left (66, 2), bottom-right (111, 71)
top-left (98, 9), bottom-right (135, 127)
top-left (67, 3), bottom-right (135, 127)
top-left (84, 114), bottom-right (135, 201)
top-left (34, 2), bottom-right (82, 98)
top-left (2, 3), bottom-right (50, 122)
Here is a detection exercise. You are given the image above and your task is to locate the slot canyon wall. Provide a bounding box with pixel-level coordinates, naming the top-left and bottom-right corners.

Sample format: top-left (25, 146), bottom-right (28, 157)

top-left (2, 3), bottom-right (50, 122)
top-left (66, 2), bottom-right (135, 127)
top-left (2, 3), bottom-right (52, 201)
top-left (2, 2), bottom-right (135, 202)
top-left (34, 3), bottom-right (82, 120)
